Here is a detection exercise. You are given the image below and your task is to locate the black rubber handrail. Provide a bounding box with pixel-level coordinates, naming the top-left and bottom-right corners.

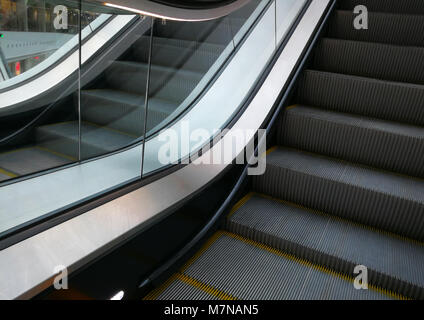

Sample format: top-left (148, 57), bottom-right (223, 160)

top-left (97, 0), bottom-right (250, 22)
top-left (152, 0), bottom-right (237, 10)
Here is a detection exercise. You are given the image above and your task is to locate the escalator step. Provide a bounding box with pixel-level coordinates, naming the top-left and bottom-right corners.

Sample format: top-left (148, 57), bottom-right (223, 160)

top-left (227, 194), bottom-right (424, 299)
top-left (297, 70), bottom-right (424, 126)
top-left (279, 105), bottom-right (424, 177)
top-left (0, 147), bottom-right (71, 177)
top-left (314, 38), bottom-right (424, 84)
top-left (154, 18), bottom-right (243, 45)
top-left (81, 89), bottom-right (176, 135)
top-left (36, 122), bottom-right (135, 159)
top-left (106, 61), bottom-right (202, 103)
top-left (178, 232), bottom-right (390, 300)
top-left (0, 171), bottom-right (11, 182)
top-left (150, 277), bottom-right (219, 300)
top-left (132, 36), bottom-right (225, 72)
top-left (253, 147), bottom-right (424, 241)
top-left (328, 10), bottom-right (424, 47)
top-left (339, 0), bottom-right (424, 15)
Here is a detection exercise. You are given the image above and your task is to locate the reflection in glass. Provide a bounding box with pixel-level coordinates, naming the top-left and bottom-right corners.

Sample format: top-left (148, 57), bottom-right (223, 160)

top-left (0, 0), bottom-right (83, 183)
top-left (79, 11), bottom-right (149, 160)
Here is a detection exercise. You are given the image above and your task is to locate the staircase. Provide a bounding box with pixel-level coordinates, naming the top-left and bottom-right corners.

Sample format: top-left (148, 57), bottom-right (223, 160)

top-left (0, 18), bottom-right (229, 181)
top-left (146, 0), bottom-right (424, 300)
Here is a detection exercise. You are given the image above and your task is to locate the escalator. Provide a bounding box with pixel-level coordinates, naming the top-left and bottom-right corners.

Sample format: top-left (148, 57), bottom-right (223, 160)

top-left (0, 13), bottom-right (238, 181)
top-left (145, 0), bottom-right (424, 300)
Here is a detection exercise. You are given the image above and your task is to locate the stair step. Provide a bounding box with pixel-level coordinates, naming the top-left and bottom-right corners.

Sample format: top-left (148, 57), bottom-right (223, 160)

top-left (339, 0), bottom-right (424, 15)
top-left (253, 147), bottom-right (424, 241)
top-left (227, 194), bottom-right (424, 299)
top-left (297, 70), bottom-right (424, 126)
top-left (155, 18), bottom-right (243, 45)
top-left (106, 61), bottom-right (202, 103)
top-left (36, 121), bottom-right (135, 159)
top-left (179, 232), bottom-right (389, 300)
top-left (151, 276), bottom-right (219, 300)
top-left (328, 10), bottom-right (424, 47)
top-left (314, 38), bottom-right (424, 84)
top-left (81, 89), bottom-right (176, 135)
top-left (0, 171), bottom-right (11, 182)
top-left (132, 36), bottom-right (224, 72)
top-left (279, 105), bottom-right (424, 177)
top-left (0, 147), bottom-right (72, 177)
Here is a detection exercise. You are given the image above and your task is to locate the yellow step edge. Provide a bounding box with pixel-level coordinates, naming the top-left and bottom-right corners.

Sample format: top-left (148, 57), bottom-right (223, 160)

top-left (145, 230), bottom-right (409, 301)
top-left (255, 192), bottom-right (424, 248)
top-left (227, 191), bottom-right (424, 247)
top-left (0, 167), bottom-right (18, 178)
top-left (144, 233), bottom-right (227, 300)
top-left (143, 272), bottom-right (237, 301)
top-left (175, 273), bottom-right (237, 300)
top-left (0, 146), bottom-right (34, 157)
top-left (35, 146), bottom-right (77, 162)
top-left (220, 231), bottom-right (409, 300)
top-left (285, 104), bottom-right (298, 111)
top-left (226, 192), bottom-right (255, 219)
top-left (180, 232), bottom-right (223, 273)
top-left (143, 273), bottom-right (180, 300)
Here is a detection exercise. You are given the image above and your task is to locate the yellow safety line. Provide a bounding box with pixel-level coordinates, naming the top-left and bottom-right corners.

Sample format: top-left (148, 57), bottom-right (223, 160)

top-left (145, 229), bottom-right (410, 301)
top-left (220, 231), bottom-right (409, 300)
top-left (180, 232), bottom-right (223, 273)
top-left (285, 104), bottom-right (298, 111)
top-left (143, 272), bottom-right (237, 301)
top-left (265, 146), bottom-right (278, 155)
top-left (143, 273), bottom-right (180, 300)
top-left (224, 192), bottom-right (420, 298)
top-left (0, 167), bottom-right (18, 178)
top-left (254, 192), bottom-right (424, 248)
top-left (36, 146), bottom-right (77, 162)
top-left (227, 192), bottom-right (255, 219)
top-left (0, 146), bottom-right (34, 156)
top-left (283, 146), bottom-right (424, 183)
top-left (175, 273), bottom-right (237, 300)
top-left (144, 233), bottom-right (226, 300)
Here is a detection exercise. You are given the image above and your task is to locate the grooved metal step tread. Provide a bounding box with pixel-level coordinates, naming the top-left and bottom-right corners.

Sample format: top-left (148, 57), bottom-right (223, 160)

top-left (180, 232), bottom-right (390, 300)
top-left (109, 61), bottom-right (203, 80)
top-left (36, 121), bottom-right (135, 159)
top-left (81, 89), bottom-right (145, 108)
top-left (81, 89), bottom-right (176, 135)
top-left (106, 61), bottom-right (202, 102)
top-left (0, 147), bottom-right (72, 177)
top-left (298, 69), bottom-right (424, 126)
top-left (253, 147), bottom-right (424, 241)
top-left (227, 194), bottom-right (424, 299)
top-left (153, 278), bottom-right (219, 300)
top-left (0, 171), bottom-right (11, 182)
top-left (134, 35), bottom-right (225, 55)
top-left (328, 10), bottom-right (424, 47)
top-left (132, 36), bottom-right (225, 73)
top-left (279, 105), bottom-right (424, 177)
top-left (314, 38), bottom-right (424, 84)
top-left (339, 0), bottom-right (424, 15)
